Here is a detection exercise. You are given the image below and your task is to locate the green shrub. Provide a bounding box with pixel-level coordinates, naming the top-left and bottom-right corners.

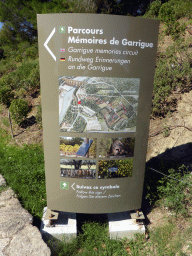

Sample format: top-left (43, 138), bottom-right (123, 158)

top-left (25, 44), bottom-right (38, 59)
top-left (157, 166), bottom-right (192, 216)
top-left (17, 41), bottom-right (30, 53)
top-left (159, 0), bottom-right (192, 21)
top-left (165, 20), bottom-right (186, 41)
top-left (2, 60), bottom-right (40, 92)
top-left (15, 88), bottom-right (28, 98)
top-left (2, 46), bottom-right (14, 58)
top-left (158, 2), bottom-right (175, 24)
top-left (16, 60), bottom-right (38, 80)
top-left (15, 54), bottom-right (23, 62)
top-left (143, 0), bottom-right (161, 19)
top-left (0, 48), bottom-right (4, 60)
top-left (0, 72), bottom-right (17, 90)
top-left (2, 45), bottom-right (18, 59)
top-left (9, 99), bottom-right (29, 125)
top-left (36, 104), bottom-right (42, 127)
top-left (170, 0), bottom-right (192, 19)
top-left (158, 0), bottom-right (190, 40)
top-left (152, 39), bottom-right (192, 116)
top-left (144, 162), bottom-right (192, 217)
top-left (0, 61), bottom-right (17, 77)
top-left (0, 86), bottom-right (14, 107)
top-left (28, 63), bottom-right (40, 90)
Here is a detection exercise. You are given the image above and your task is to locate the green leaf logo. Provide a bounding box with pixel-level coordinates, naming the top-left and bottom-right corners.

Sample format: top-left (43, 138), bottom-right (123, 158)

top-left (60, 181), bottom-right (69, 189)
top-left (59, 26), bottom-right (65, 33)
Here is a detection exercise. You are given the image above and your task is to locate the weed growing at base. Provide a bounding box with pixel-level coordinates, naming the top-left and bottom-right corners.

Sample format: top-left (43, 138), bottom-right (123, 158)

top-left (145, 163), bottom-right (192, 217)
top-left (49, 222), bottom-right (145, 256)
top-left (157, 166), bottom-right (192, 217)
top-left (48, 219), bottom-right (192, 256)
top-left (0, 128), bottom-right (46, 219)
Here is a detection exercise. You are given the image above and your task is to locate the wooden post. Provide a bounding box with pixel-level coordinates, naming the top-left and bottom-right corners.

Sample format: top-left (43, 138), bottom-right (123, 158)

top-left (8, 110), bottom-right (14, 139)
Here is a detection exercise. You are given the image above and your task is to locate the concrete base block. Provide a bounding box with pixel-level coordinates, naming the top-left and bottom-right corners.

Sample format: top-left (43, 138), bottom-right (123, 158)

top-left (40, 207), bottom-right (77, 243)
top-left (108, 211), bottom-right (145, 239)
top-left (40, 208), bottom-right (145, 243)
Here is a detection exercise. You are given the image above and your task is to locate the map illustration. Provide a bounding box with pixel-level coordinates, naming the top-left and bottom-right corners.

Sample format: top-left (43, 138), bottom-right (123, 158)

top-left (59, 76), bottom-right (140, 132)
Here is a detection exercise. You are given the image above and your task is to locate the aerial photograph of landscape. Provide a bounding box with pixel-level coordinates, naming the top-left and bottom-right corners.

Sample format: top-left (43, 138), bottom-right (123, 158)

top-left (59, 76), bottom-right (140, 133)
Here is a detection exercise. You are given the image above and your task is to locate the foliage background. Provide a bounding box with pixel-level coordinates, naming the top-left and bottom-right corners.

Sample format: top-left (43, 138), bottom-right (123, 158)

top-left (0, 1), bottom-right (192, 254)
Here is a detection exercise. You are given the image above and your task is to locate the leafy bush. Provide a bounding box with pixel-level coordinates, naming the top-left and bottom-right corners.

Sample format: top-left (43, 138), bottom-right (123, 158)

top-left (159, 0), bottom-right (192, 21)
top-left (36, 104), bottom-right (42, 128)
top-left (143, 0), bottom-right (161, 19)
top-left (0, 48), bottom-right (4, 59)
top-left (2, 46), bottom-right (21, 60)
top-left (28, 63), bottom-right (40, 90)
top-left (144, 0), bottom-right (192, 21)
top-left (2, 45), bottom-right (18, 59)
top-left (17, 41), bottom-right (30, 53)
top-left (15, 54), bottom-right (23, 62)
top-left (157, 166), bottom-right (192, 216)
top-left (0, 86), bottom-right (14, 107)
top-left (169, 0), bottom-right (192, 19)
top-left (0, 61), bottom-right (17, 77)
top-left (158, 2), bottom-right (175, 24)
top-left (1, 59), bottom-right (40, 92)
top-left (16, 60), bottom-right (38, 80)
top-left (166, 21), bottom-right (186, 41)
top-left (145, 163), bottom-right (192, 217)
top-left (16, 60), bottom-right (40, 91)
top-left (9, 99), bottom-right (29, 125)
top-left (25, 44), bottom-right (38, 59)
top-left (152, 39), bottom-right (192, 116)
top-left (158, 0), bottom-right (191, 40)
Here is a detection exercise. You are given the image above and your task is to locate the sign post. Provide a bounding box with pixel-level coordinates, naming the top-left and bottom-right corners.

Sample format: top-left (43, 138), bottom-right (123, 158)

top-left (37, 14), bottom-right (159, 214)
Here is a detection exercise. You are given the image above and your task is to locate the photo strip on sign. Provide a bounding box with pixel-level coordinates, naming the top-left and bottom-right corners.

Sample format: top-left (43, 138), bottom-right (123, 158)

top-left (37, 14), bottom-right (159, 213)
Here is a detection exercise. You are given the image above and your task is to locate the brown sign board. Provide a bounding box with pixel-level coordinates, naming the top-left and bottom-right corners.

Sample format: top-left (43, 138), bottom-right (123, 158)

top-left (37, 13), bottom-right (159, 213)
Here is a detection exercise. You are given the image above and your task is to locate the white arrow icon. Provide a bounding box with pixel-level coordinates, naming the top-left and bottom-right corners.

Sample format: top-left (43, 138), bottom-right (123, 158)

top-left (44, 28), bottom-right (56, 61)
top-left (71, 183), bottom-right (76, 191)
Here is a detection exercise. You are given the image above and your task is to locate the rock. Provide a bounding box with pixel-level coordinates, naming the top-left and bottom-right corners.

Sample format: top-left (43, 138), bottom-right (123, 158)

top-left (4, 225), bottom-right (51, 256)
top-left (0, 189), bottom-right (33, 239)
top-left (0, 238), bottom-right (10, 256)
top-left (0, 188), bottom-right (15, 201)
top-left (0, 179), bottom-right (51, 256)
top-left (0, 175), bottom-right (6, 187)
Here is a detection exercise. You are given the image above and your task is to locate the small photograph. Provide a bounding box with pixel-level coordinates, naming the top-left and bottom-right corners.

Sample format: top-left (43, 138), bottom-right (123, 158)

top-left (98, 159), bottom-right (133, 179)
top-left (99, 138), bottom-right (135, 158)
top-left (60, 159), bottom-right (96, 179)
top-left (60, 137), bottom-right (96, 158)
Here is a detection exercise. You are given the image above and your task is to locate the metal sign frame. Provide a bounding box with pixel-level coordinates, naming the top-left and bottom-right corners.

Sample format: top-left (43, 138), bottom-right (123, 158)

top-left (37, 13), bottom-right (159, 213)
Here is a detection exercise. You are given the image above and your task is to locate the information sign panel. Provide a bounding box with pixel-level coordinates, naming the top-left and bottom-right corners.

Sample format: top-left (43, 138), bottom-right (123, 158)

top-left (37, 14), bottom-right (159, 213)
